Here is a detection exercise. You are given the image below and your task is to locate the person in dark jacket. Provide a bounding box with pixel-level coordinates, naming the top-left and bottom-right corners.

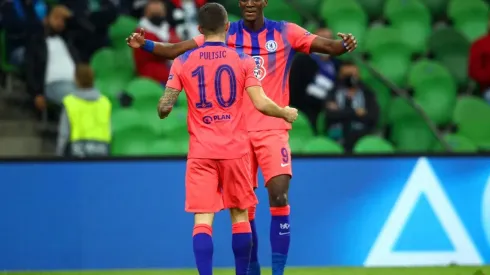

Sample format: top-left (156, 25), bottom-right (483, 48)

top-left (325, 61), bottom-right (379, 152)
top-left (24, 5), bottom-right (80, 110)
top-left (289, 28), bottom-right (341, 134)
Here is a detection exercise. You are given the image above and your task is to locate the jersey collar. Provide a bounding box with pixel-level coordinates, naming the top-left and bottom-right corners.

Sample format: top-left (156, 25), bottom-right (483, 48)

top-left (203, 41), bottom-right (227, 47)
top-left (240, 18), bottom-right (268, 34)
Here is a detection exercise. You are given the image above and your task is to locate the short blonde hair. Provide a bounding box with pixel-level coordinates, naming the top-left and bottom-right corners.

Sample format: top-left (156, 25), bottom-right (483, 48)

top-left (50, 5), bottom-right (72, 18)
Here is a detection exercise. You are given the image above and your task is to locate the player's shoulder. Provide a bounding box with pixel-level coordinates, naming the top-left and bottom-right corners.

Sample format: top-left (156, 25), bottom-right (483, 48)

top-left (224, 46), bottom-right (252, 61)
top-left (177, 47), bottom-right (201, 64)
top-left (264, 18), bottom-right (289, 32)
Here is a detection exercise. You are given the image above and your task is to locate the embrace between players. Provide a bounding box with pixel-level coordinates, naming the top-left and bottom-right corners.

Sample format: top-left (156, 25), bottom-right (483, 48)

top-left (127, 1), bottom-right (357, 275)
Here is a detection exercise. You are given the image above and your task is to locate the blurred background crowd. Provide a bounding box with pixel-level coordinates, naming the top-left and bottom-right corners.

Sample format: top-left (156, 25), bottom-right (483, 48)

top-left (0, 0), bottom-right (489, 157)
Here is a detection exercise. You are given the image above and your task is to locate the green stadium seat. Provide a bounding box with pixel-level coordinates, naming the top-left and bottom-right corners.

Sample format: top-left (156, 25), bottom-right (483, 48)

top-left (421, 0), bottom-right (449, 19)
top-left (353, 135), bottom-right (395, 153)
top-left (149, 140), bottom-right (188, 155)
top-left (316, 111), bottom-right (327, 136)
top-left (453, 96), bottom-right (490, 148)
top-left (408, 60), bottom-right (457, 125)
top-left (384, 0), bottom-right (432, 54)
top-left (112, 108), bottom-right (143, 133)
top-left (289, 137), bottom-right (305, 153)
top-left (222, 0), bottom-right (241, 20)
top-left (112, 47), bottom-right (135, 82)
top-left (111, 138), bottom-right (151, 156)
top-left (289, 112), bottom-right (315, 139)
top-left (111, 117), bottom-right (157, 156)
top-left (297, 0), bottom-right (321, 17)
top-left (388, 97), bottom-right (420, 124)
top-left (264, 0), bottom-right (302, 24)
top-left (91, 48), bottom-right (116, 80)
top-left (228, 13), bottom-right (241, 22)
top-left (365, 26), bottom-right (412, 85)
top-left (302, 137), bottom-right (344, 154)
top-left (427, 27), bottom-right (470, 86)
top-left (391, 119), bottom-right (438, 152)
top-left (357, 0), bottom-right (386, 20)
top-left (322, 0), bottom-right (368, 52)
top-left (447, 0), bottom-right (489, 41)
top-left (177, 90), bottom-right (188, 108)
top-left (109, 15), bottom-right (139, 49)
top-left (125, 78), bottom-right (164, 110)
top-left (432, 134), bottom-right (478, 152)
top-left (95, 78), bottom-right (128, 104)
top-left (160, 107), bottom-right (188, 140)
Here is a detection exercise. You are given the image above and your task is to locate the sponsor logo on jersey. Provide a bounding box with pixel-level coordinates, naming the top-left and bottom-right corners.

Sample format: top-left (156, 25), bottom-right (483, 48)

top-left (202, 114), bottom-right (232, 124)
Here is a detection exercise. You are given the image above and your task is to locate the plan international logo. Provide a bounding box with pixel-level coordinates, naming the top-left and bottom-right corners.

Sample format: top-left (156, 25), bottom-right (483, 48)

top-left (364, 158), bottom-right (486, 266)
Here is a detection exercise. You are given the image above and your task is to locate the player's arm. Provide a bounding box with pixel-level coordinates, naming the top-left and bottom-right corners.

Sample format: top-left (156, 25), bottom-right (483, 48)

top-left (246, 86), bottom-right (297, 123)
top-left (158, 59), bottom-right (183, 118)
top-left (157, 87), bottom-right (180, 119)
top-left (310, 33), bottom-right (357, 56)
top-left (127, 29), bottom-right (203, 59)
top-left (285, 23), bottom-right (357, 56)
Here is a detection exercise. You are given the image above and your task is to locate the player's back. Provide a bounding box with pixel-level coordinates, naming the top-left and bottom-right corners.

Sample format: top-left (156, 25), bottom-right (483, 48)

top-left (175, 41), bottom-right (258, 159)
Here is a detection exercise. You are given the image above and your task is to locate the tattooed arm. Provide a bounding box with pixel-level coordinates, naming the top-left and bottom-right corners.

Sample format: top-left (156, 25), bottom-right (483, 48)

top-left (157, 87), bottom-right (181, 119)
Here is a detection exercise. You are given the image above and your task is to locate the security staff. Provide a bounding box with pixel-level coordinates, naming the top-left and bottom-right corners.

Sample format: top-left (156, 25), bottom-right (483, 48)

top-left (56, 64), bottom-right (112, 157)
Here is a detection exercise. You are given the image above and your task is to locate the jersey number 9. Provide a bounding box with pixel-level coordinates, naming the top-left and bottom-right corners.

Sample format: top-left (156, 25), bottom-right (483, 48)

top-left (192, 65), bottom-right (237, 109)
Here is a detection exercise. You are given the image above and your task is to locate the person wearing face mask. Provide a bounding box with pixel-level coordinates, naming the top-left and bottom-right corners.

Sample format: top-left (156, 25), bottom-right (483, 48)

top-left (468, 14), bottom-right (490, 104)
top-left (325, 60), bottom-right (379, 152)
top-left (133, 0), bottom-right (180, 85)
top-left (289, 27), bottom-right (341, 135)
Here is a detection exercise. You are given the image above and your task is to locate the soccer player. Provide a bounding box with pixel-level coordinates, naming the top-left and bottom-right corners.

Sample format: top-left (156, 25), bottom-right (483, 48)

top-left (128, 1), bottom-right (358, 274)
top-left (156, 3), bottom-right (298, 275)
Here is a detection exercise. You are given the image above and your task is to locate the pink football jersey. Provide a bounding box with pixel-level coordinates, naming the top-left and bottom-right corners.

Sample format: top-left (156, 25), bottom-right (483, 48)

top-left (166, 41), bottom-right (261, 159)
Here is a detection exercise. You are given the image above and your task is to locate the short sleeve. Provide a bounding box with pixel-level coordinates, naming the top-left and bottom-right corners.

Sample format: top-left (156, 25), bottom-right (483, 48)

top-left (243, 56), bottom-right (262, 88)
top-left (193, 35), bottom-right (205, 47)
top-left (166, 58), bottom-right (183, 91)
top-left (285, 23), bottom-right (318, 53)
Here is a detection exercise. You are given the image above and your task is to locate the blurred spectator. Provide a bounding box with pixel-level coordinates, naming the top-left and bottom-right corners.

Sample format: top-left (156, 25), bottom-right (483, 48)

top-left (1, 0), bottom-right (47, 66)
top-left (289, 27), bottom-right (340, 134)
top-left (167, 0), bottom-right (206, 39)
top-left (325, 61), bottom-right (379, 152)
top-left (133, 0), bottom-right (179, 84)
top-left (57, 64), bottom-right (112, 157)
top-left (60, 0), bottom-right (118, 62)
top-left (469, 14), bottom-right (490, 103)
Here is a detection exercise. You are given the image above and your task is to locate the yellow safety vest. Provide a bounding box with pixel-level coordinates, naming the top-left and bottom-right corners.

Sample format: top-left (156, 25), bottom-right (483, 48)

top-left (63, 94), bottom-right (112, 156)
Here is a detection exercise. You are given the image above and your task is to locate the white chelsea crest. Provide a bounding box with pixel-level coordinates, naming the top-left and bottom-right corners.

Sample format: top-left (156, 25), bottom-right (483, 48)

top-left (265, 40), bottom-right (278, 53)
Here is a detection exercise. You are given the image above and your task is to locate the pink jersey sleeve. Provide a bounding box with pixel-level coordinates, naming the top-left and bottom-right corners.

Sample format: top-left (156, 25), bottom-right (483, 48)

top-left (165, 58), bottom-right (183, 91)
top-left (285, 23), bottom-right (318, 53)
top-left (193, 35), bottom-right (205, 47)
top-left (243, 56), bottom-right (262, 88)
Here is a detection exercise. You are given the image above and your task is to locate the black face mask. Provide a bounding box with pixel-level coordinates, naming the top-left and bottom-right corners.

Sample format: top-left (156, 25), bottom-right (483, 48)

top-left (341, 75), bottom-right (358, 88)
top-left (149, 15), bottom-right (165, 26)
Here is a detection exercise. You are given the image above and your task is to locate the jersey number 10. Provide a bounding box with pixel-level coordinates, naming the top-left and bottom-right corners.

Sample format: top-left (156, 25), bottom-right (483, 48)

top-left (192, 65), bottom-right (237, 109)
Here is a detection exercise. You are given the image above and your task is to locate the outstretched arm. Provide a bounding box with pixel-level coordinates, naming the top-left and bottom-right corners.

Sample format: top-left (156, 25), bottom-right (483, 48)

top-left (157, 87), bottom-right (181, 119)
top-left (127, 29), bottom-right (203, 60)
top-left (310, 33), bottom-right (357, 56)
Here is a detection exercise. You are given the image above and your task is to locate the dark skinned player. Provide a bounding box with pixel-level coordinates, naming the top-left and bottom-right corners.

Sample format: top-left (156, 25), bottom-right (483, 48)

top-left (127, 1), bottom-right (357, 274)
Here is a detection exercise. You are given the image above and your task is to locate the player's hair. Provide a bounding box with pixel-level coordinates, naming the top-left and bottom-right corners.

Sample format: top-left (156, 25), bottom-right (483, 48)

top-left (49, 5), bottom-right (72, 18)
top-left (75, 64), bottom-right (94, 89)
top-left (198, 3), bottom-right (228, 35)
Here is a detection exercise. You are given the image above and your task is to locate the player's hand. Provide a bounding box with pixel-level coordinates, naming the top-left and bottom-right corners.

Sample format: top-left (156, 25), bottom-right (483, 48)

top-left (34, 95), bottom-right (46, 111)
top-left (355, 108), bottom-right (366, 116)
top-left (283, 106), bottom-right (298, 123)
top-left (127, 28), bottom-right (146, 49)
top-left (337, 33), bottom-right (357, 52)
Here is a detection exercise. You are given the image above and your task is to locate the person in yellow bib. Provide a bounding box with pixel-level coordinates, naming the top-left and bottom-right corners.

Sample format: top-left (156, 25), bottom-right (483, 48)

top-left (56, 64), bottom-right (112, 157)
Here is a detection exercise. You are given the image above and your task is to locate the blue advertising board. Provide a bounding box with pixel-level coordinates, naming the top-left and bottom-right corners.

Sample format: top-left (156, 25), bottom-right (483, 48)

top-left (1, 157), bottom-right (490, 270)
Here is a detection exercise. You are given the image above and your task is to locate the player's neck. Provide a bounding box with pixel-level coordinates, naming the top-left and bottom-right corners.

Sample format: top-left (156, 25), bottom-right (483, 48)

top-left (243, 16), bottom-right (265, 32)
top-left (204, 35), bottom-right (226, 43)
